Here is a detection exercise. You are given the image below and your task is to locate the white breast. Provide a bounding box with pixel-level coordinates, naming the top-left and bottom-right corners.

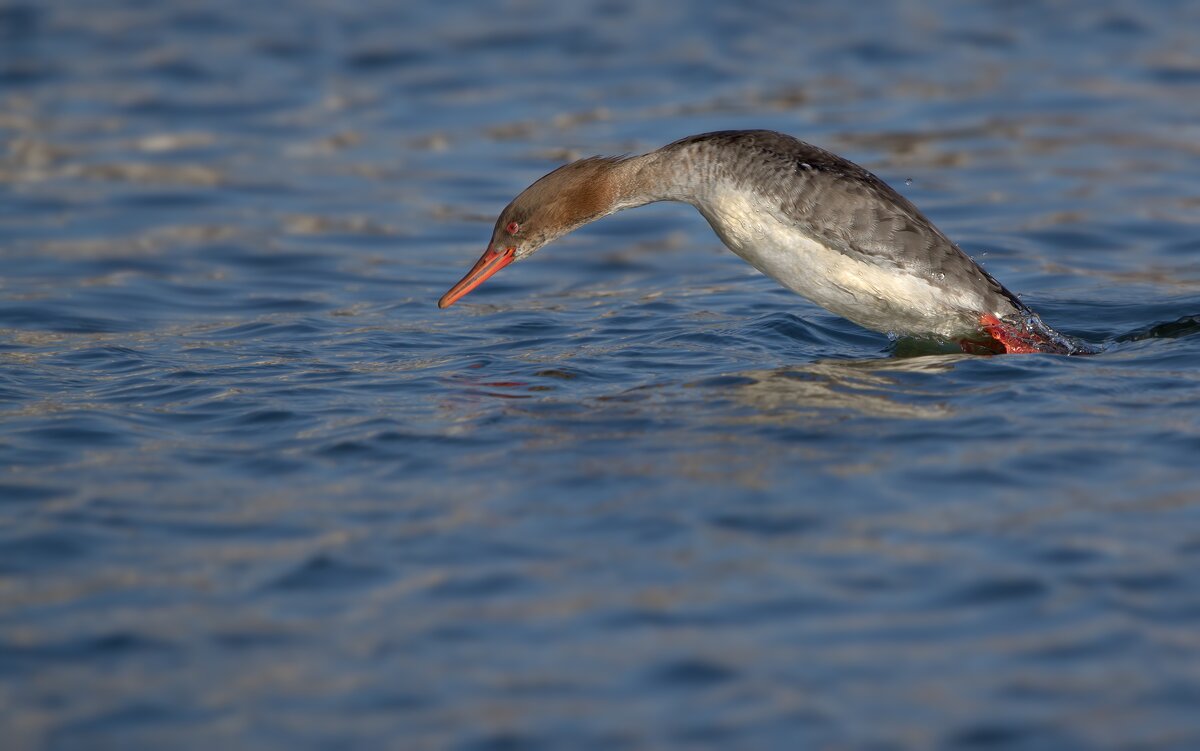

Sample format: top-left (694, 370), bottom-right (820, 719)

top-left (694, 187), bottom-right (987, 338)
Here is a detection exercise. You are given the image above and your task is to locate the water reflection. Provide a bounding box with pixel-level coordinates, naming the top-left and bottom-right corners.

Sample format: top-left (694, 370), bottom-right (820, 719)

top-left (718, 356), bottom-right (959, 420)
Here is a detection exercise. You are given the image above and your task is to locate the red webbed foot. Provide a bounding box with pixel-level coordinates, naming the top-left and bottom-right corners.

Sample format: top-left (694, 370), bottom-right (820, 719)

top-left (977, 313), bottom-right (1057, 354)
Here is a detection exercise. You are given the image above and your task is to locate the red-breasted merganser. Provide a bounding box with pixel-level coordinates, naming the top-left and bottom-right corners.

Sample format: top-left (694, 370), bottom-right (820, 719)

top-left (439, 130), bottom-right (1082, 354)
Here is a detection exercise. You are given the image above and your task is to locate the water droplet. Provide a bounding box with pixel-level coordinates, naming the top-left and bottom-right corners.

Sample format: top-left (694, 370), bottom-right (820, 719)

top-left (937, 272), bottom-right (945, 280)
top-left (904, 178), bottom-right (913, 186)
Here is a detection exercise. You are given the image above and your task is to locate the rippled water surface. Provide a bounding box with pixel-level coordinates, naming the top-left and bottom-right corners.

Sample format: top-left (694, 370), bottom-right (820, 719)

top-left (4, 1), bottom-right (1200, 749)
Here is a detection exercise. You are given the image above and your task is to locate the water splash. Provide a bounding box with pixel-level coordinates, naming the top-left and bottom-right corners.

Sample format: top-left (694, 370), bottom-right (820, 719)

top-left (1011, 311), bottom-right (1103, 355)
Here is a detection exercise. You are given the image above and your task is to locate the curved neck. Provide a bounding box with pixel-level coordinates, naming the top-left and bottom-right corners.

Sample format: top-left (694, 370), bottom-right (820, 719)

top-left (528, 145), bottom-right (716, 251)
top-left (607, 148), bottom-right (706, 211)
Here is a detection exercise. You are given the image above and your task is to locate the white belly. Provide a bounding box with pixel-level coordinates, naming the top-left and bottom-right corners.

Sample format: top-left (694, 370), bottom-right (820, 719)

top-left (696, 190), bottom-right (986, 338)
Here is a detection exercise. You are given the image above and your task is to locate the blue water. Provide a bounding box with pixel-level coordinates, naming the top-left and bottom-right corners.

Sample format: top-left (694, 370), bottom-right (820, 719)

top-left (3, 1), bottom-right (1200, 749)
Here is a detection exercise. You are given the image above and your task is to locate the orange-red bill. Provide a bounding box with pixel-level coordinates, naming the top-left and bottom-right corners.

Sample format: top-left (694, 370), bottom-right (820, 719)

top-left (438, 247), bottom-right (515, 308)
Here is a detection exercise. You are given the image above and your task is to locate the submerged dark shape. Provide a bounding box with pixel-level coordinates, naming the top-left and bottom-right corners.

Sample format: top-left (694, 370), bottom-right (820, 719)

top-left (1116, 314), bottom-right (1200, 343)
top-left (440, 130), bottom-right (1091, 355)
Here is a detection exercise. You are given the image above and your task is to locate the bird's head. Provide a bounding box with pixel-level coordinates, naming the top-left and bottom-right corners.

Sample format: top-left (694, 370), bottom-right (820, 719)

top-left (438, 157), bottom-right (626, 308)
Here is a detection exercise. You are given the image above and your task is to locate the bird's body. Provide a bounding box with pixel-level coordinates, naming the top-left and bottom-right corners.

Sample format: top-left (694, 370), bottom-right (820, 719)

top-left (439, 130), bottom-right (1080, 355)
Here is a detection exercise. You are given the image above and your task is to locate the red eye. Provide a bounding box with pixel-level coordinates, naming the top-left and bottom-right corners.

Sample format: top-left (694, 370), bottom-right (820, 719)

top-left (506, 221), bottom-right (520, 235)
